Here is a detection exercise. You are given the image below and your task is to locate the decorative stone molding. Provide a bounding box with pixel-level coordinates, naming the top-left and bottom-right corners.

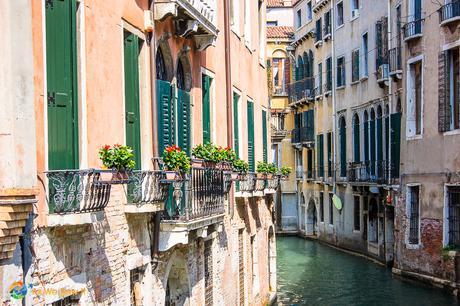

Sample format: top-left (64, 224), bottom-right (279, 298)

top-left (175, 20), bottom-right (199, 37)
top-left (195, 34), bottom-right (216, 51)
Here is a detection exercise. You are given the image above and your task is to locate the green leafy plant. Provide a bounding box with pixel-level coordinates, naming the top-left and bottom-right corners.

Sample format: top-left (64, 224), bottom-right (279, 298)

top-left (192, 143), bottom-right (237, 164)
top-left (267, 162), bottom-right (278, 175)
top-left (162, 145), bottom-right (191, 173)
top-left (280, 166), bottom-right (292, 176)
top-left (233, 159), bottom-right (249, 174)
top-left (191, 143), bottom-right (212, 160)
top-left (256, 162), bottom-right (278, 175)
top-left (442, 244), bottom-right (460, 261)
top-left (99, 144), bottom-right (135, 171)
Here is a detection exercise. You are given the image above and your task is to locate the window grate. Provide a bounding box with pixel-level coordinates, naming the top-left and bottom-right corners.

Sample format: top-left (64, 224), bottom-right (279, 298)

top-left (408, 186), bottom-right (420, 244)
top-left (448, 187), bottom-right (460, 246)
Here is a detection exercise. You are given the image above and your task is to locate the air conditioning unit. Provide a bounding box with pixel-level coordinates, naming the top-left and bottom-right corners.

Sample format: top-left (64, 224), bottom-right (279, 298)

top-left (351, 9), bottom-right (360, 19)
top-left (378, 64), bottom-right (389, 79)
top-left (144, 10), bottom-right (154, 32)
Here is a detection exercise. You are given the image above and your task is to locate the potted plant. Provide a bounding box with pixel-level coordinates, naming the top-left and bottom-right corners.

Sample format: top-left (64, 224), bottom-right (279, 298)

top-left (256, 162), bottom-right (269, 179)
top-left (219, 146), bottom-right (237, 171)
top-left (266, 163), bottom-right (278, 179)
top-left (99, 144), bottom-right (135, 181)
top-left (191, 143), bottom-right (210, 167)
top-left (162, 145), bottom-right (191, 180)
top-left (232, 159), bottom-right (249, 180)
top-left (279, 166), bottom-right (292, 180)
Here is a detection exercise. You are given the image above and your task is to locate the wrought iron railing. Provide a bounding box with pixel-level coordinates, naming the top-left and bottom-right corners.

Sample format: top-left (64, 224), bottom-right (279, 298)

top-left (46, 169), bottom-right (111, 214)
top-left (292, 128), bottom-right (301, 143)
top-left (255, 177), bottom-right (266, 192)
top-left (403, 19), bottom-right (423, 40)
top-left (299, 127), bottom-right (314, 143)
top-left (347, 161), bottom-right (393, 184)
top-left (266, 176), bottom-right (280, 191)
top-left (389, 47), bottom-right (402, 73)
top-left (287, 77), bottom-right (315, 104)
top-left (439, 1), bottom-right (460, 23)
top-left (239, 173), bottom-right (256, 192)
top-left (127, 170), bottom-right (170, 205)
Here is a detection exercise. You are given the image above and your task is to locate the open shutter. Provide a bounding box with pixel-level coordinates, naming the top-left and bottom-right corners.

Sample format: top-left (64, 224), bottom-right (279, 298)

top-left (247, 101), bottom-right (255, 172)
top-left (439, 51), bottom-right (451, 132)
top-left (340, 126), bottom-right (347, 177)
top-left (156, 80), bottom-right (174, 154)
top-left (178, 89), bottom-right (191, 155)
top-left (202, 75), bottom-right (212, 144)
top-left (390, 113), bottom-right (402, 178)
top-left (233, 93), bottom-right (240, 156)
top-left (262, 110), bottom-right (268, 163)
top-left (124, 32), bottom-right (142, 169)
top-left (46, 0), bottom-right (79, 171)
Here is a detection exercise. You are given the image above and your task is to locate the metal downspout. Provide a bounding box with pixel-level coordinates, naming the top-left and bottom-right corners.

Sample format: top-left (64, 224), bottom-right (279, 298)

top-left (331, 0), bottom-right (337, 194)
top-left (149, 0), bottom-right (159, 162)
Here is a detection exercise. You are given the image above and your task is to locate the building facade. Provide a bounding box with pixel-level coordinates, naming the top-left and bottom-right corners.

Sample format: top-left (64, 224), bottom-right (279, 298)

top-left (1, 0), bottom-right (276, 305)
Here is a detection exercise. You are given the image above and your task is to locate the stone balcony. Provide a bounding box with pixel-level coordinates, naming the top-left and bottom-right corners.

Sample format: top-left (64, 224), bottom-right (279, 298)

top-left (155, 0), bottom-right (218, 50)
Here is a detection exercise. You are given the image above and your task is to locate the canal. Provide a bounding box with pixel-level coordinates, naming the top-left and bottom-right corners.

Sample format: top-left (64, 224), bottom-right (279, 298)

top-left (277, 236), bottom-right (458, 306)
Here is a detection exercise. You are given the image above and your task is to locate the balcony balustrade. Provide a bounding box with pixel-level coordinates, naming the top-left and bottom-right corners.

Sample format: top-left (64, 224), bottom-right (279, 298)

top-left (238, 173), bottom-right (257, 195)
top-left (347, 161), bottom-right (394, 185)
top-left (287, 77), bottom-right (315, 105)
top-left (439, 1), bottom-right (460, 25)
top-left (291, 128), bottom-right (301, 144)
top-left (403, 19), bottom-right (423, 42)
top-left (271, 124), bottom-right (288, 142)
top-left (299, 127), bottom-right (314, 143)
top-left (389, 47), bottom-right (402, 76)
top-left (265, 176), bottom-right (280, 194)
top-left (126, 170), bottom-right (170, 213)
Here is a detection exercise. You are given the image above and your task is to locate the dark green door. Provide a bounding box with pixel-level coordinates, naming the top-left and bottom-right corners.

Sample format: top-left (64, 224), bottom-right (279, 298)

top-left (46, 0), bottom-right (78, 171)
top-left (247, 101), bottom-right (255, 172)
top-left (390, 113), bottom-right (402, 178)
top-left (178, 89), bottom-right (191, 155)
top-left (262, 110), bottom-right (268, 163)
top-left (157, 80), bottom-right (174, 154)
top-left (124, 32), bottom-right (141, 170)
top-left (202, 75), bottom-right (212, 144)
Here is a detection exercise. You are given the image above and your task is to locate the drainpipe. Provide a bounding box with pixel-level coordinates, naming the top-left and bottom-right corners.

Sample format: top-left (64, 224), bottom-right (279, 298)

top-left (149, 0), bottom-right (159, 162)
top-left (223, 0), bottom-right (234, 217)
top-left (387, 0), bottom-right (393, 182)
top-left (331, 0), bottom-right (337, 194)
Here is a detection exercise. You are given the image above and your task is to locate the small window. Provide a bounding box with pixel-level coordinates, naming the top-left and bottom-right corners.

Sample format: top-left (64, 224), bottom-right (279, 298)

top-left (326, 57), bottom-right (332, 91)
top-left (447, 186), bottom-right (460, 247)
top-left (267, 21), bottom-right (278, 26)
top-left (407, 60), bottom-right (423, 136)
top-left (362, 33), bottom-right (369, 77)
top-left (351, 0), bottom-right (360, 18)
top-left (336, 1), bottom-right (344, 27)
top-left (354, 196), bottom-right (360, 231)
top-left (329, 193), bottom-right (334, 225)
top-left (296, 9), bottom-right (302, 28)
top-left (352, 49), bottom-right (360, 83)
top-left (337, 56), bottom-right (346, 87)
top-left (320, 192), bottom-right (324, 222)
top-left (130, 266), bottom-right (145, 305)
top-left (407, 185), bottom-right (420, 245)
top-left (307, 2), bottom-right (312, 22)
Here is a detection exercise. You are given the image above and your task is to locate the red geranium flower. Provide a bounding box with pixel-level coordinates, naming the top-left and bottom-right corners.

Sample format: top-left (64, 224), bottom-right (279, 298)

top-left (103, 145), bottom-right (111, 150)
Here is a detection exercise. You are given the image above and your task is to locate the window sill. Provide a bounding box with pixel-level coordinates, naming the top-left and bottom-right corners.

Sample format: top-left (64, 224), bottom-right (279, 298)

top-left (350, 15), bottom-right (359, 22)
top-left (245, 43), bottom-right (253, 54)
top-left (336, 24), bottom-right (344, 30)
top-left (405, 242), bottom-right (421, 250)
top-left (353, 230), bottom-right (361, 234)
top-left (336, 85), bottom-right (346, 90)
top-left (231, 27), bottom-right (242, 39)
top-left (443, 129), bottom-right (460, 136)
top-left (406, 134), bottom-right (423, 141)
top-left (360, 75), bottom-right (369, 82)
top-left (351, 80), bottom-right (359, 86)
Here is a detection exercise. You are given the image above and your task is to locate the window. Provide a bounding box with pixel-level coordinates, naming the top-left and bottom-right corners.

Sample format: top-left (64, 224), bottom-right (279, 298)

top-left (327, 132), bottom-right (332, 178)
top-left (307, 1), bottom-right (312, 22)
top-left (307, 149), bottom-right (313, 178)
top-left (407, 59), bottom-right (423, 136)
top-left (324, 11), bottom-right (332, 37)
top-left (326, 57), bottom-right (332, 91)
top-left (262, 110), bottom-right (268, 162)
top-left (317, 62), bottom-right (323, 94)
top-left (231, 0), bottom-right (240, 33)
top-left (339, 117), bottom-right (347, 177)
top-left (296, 9), bottom-right (302, 29)
top-left (448, 48), bottom-right (460, 130)
top-left (296, 149), bottom-right (303, 179)
top-left (317, 134), bottom-right (324, 177)
top-left (130, 266), bottom-right (145, 306)
top-left (247, 100), bottom-right (255, 171)
top-left (315, 18), bottom-right (322, 43)
top-left (337, 56), bottom-right (346, 87)
top-left (447, 186), bottom-right (460, 247)
top-left (329, 193), bottom-right (334, 225)
top-left (233, 92), bottom-right (240, 156)
top-left (351, 0), bottom-right (360, 19)
top-left (267, 21), bottom-right (278, 26)
top-left (244, 0), bottom-right (251, 46)
top-left (336, 1), bottom-right (344, 27)
top-left (320, 192), bottom-right (324, 222)
top-left (352, 49), bottom-right (360, 83)
top-left (353, 114), bottom-right (360, 162)
top-left (272, 58), bottom-right (286, 94)
top-left (52, 295), bottom-right (80, 306)
top-left (407, 185), bottom-right (420, 245)
top-left (202, 74), bottom-right (213, 144)
top-left (362, 33), bottom-right (369, 77)
top-left (354, 196), bottom-right (361, 231)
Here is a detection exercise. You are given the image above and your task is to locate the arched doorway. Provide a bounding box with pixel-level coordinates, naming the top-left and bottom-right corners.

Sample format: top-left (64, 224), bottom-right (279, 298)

top-left (268, 226), bottom-right (276, 292)
top-left (306, 199), bottom-right (317, 236)
top-left (164, 252), bottom-right (190, 306)
top-left (368, 198), bottom-right (379, 243)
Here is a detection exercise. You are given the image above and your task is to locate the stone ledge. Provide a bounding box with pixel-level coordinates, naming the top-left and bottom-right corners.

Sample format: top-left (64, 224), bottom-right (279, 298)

top-left (47, 211), bottom-right (105, 227)
top-left (124, 203), bottom-right (163, 214)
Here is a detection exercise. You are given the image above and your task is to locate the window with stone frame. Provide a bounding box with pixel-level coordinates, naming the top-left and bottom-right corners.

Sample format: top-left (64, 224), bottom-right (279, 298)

top-left (320, 192), bottom-right (324, 222)
top-left (336, 1), bottom-right (344, 27)
top-left (337, 56), bottom-right (346, 87)
top-left (439, 48), bottom-right (460, 131)
top-left (447, 186), bottom-right (460, 247)
top-left (307, 1), bottom-right (312, 22)
top-left (352, 49), bottom-right (360, 83)
top-left (329, 193), bottom-right (334, 225)
top-left (407, 59), bottom-right (423, 136)
top-left (407, 185), bottom-right (420, 245)
top-left (354, 195), bottom-right (361, 231)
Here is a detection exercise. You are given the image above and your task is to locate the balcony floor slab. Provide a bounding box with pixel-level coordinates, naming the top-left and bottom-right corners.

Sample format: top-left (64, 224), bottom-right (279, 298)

top-left (124, 203), bottom-right (164, 214)
top-left (47, 211), bottom-right (105, 227)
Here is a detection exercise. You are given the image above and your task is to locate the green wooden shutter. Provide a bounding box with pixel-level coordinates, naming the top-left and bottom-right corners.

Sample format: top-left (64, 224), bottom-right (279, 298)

top-left (317, 134), bottom-right (324, 177)
top-left (353, 121), bottom-right (360, 162)
top-left (390, 113), bottom-right (401, 178)
top-left (247, 101), bottom-right (255, 172)
top-left (377, 117), bottom-right (383, 169)
top-left (262, 110), bottom-right (268, 163)
top-left (202, 75), bottom-right (212, 144)
top-left (327, 132), bottom-right (332, 177)
top-left (370, 119), bottom-right (376, 175)
top-left (340, 126), bottom-right (347, 177)
top-left (46, 0), bottom-right (79, 170)
top-left (178, 89), bottom-right (191, 155)
top-left (233, 93), bottom-right (240, 156)
top-left (364, 120), bottom-right (369, 164)
top-left (156, 80), bottom-right (174, 154)
top-left (307, 150), bottom-right (313, 178)
top-left (124, 32), bottom-right (141, 170)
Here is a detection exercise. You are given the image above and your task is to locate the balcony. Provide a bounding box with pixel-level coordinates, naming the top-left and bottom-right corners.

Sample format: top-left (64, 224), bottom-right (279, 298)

top-left (155, 0), bottom-right (217, 50)
top-left (313, 0), bottom-right (330, 12)
top-left (439, 1), bottom-right (460, 26)
top-left (347, 161), bottom-right (395, 185)
top-left (273, 85), bottom-right (288, 96)
top-left (287, 77), bottom-right (315, 106)
top-left (237, 173), bottom-right (256, 197)
top-left (323, 23), bottom-right (332, 41)
top-left (291, 128), bottom-right (301, 144)
top-left (45, 169), bottom-right (112, 226)
top-left (389, 47), bottom-right (402, 79)
top-left (299, 127), bottom-right (314, 144)
top-left (125, 170), bottom-right (170, 213)
top-left (160, 166), bottom-right (228, 251)
top-left (403, 19), bottom-right (423, 42)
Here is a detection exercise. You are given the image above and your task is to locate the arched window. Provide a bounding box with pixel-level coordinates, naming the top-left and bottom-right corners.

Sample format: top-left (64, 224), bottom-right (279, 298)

top-left (364, 110), bottom-right (369, 168)
top-left (339, 116), bottom-right (347, 177)
top-left (296, 55), bottom-right (304, 81)
top-left (177, 59), bottom-right (185, 90)
top-left (370, 108), bottom-right (376, 175)
top-left (353, 114), bottom-right (360, 162)
top-left (156, 48), bottom-right (167, 81)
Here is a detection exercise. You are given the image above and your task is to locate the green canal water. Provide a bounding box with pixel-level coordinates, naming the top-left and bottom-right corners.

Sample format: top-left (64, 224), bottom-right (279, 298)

top-left (277, 237), bottom-right (459, 306)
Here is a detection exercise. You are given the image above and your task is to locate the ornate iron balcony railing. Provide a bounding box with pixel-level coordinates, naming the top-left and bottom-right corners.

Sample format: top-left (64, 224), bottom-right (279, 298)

top-left (403, 19), bottom-right (423, 40)
top-left (127, 170), bottom-right (170, 205)
top-left (287, 77), bottom-right (315, 104)
top-left (347, 161), bottom-right (393, 184)
top-left (46, 169), bottom-right (111, 214)
top-left (439, 1), bottom-right (460, 24)
top-left (389, 47), bottom-right (402, 73)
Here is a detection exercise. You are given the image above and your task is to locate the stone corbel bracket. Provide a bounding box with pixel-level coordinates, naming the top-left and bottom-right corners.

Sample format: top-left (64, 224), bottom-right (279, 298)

top-left (175, 19), bottom-right (199, 37)
top-left (194, 34), bottom-right (216, 51)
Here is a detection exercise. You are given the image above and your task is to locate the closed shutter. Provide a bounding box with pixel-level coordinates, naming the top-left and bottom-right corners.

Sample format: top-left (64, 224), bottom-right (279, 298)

top-left (247, 101), bottom-right (255, 172)
top-left (385, 115), bottom-right (390, 162)
top-left (262, 110), bottom-right (268, 163)
top-left (370, 119), bottom-right (376, 175)
top-left (46, 0), bottom-right (79, 170)
top-left (340, 126), bottom-right (347, 177)
top-left (124, 32), bottom-right (141, 169)
top-left (178, 89), bottom-right (191, 155)
top-left (353, 121), bottom-right (360, 162)
top-left (156, 80), bottom-right (174, 154)
top-left (202, 75), bottom-right (212, 144)
top-left (364, 120), bottom-right (369, 163)
top-left (376, 117), bottom-right (383, 169)
top-left (390, 113), bottom-right (401, 178)
top-left (375, 21), bottom-right (382, 69)
top-left (317, 134), bottom-right (324, 177)
top-left (327, 132), bottom-right (332, 177)
top-left (439, 51), bottom-right (451, 132)
top-left (233, 93), bottom-right (240, 156)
